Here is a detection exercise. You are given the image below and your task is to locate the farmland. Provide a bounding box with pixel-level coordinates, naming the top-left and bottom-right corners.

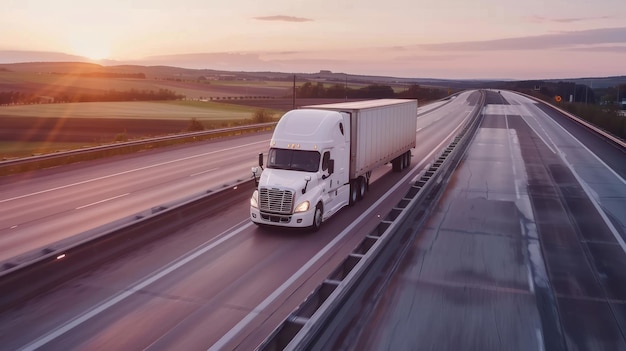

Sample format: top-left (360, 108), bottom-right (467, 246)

top-left (0, 100), bottom-right (284, 159)
top-left (0, 62), bottom-right (428, 159)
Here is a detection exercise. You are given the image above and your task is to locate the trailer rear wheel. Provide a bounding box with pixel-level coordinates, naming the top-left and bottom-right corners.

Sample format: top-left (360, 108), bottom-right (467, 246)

top-left (392, 156), bottom-right (402, 172)
top-left (349, 180), bottom-right (358, 205)
top-left (358, 176), bottom-right (366, 200)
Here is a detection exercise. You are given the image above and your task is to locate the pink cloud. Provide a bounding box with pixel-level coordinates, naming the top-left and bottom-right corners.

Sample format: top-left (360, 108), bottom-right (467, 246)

top-left (253, 15), bottom-right (313, 23)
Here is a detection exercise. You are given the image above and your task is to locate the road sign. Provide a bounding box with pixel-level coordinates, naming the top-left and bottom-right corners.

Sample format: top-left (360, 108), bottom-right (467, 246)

top-left (555, 95), bottom-right (562, 102)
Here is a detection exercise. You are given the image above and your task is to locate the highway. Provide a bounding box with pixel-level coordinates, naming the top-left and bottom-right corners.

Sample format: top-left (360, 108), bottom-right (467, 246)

top-left (347, 90), bottom-right (626, 351)
top-left (0, 92), bottom-right (477, 350)
top-left (0, 96), bottom-right (456, 265)
top-left (3, 89), bottom-right (623, 350)
top-left (0, 134), bottom-right (273, 263)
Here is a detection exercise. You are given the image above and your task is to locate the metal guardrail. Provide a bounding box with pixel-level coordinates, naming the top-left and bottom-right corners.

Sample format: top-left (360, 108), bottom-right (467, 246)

top-left (0, 122), bottom-right (277, 176)
top-left (258, 91), bottom-right (486, 351)
top-left (0, 177), bottom-right (256, 312)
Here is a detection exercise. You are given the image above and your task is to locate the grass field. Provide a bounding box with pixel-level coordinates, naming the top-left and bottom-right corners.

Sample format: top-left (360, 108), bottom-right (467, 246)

top-left (0, 100), bottom-right (281, 120)
top-left (0, 100), bottom-right (285, 159)
top-left (0, 71), bottom-right (290, 99)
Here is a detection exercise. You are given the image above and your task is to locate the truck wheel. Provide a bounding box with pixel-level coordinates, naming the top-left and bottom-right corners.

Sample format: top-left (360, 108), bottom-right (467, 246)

top-left (405, 151), bottom-right (412, 168)
top-left (358, 176), bottom-right (366, 200)
top-left (310, 203), bottom-right (323, 231)
top-left (392, 157), bottom-right (402, 172)
top-left (349, 180), bottom-right (358, 205)
top-left (401, 152), bottom-right (409, 169)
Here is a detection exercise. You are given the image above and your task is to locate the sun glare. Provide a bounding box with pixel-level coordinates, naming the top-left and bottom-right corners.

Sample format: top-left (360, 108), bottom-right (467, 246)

top-left (69, 38), bottom-right (111, 61)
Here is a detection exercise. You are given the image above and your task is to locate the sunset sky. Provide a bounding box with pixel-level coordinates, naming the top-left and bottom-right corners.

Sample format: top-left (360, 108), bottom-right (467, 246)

top-left (1, 0), bottom-right (625, 79)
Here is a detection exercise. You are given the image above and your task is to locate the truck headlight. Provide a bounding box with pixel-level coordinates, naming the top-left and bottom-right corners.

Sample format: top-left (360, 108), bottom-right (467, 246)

top-left (294, 201), bottom-right (309, 213)
top-left (250, 190), bottom-right (259, 208)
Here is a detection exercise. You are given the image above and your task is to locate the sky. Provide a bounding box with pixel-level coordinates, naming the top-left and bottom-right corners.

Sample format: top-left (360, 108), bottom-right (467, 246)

top-left (1, 0), bottom-right (625, 79)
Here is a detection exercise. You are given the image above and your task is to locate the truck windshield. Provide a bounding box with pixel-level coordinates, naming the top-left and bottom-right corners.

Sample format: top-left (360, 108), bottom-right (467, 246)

top-left (267, 148), bottom-right (321, 172)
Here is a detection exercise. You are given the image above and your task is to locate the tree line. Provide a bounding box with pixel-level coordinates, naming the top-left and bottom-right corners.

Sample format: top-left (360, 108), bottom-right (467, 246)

top-left (294, 82), bottom-right (447, 100)
top-left (0, 88), bottom-right (185, 105)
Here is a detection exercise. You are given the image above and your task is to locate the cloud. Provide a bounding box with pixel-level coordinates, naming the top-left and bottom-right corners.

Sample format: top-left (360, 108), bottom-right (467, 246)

top-left (418, 27), bottom-right (626, 51)
top-left (526, 15), bottom-right (614, 24)
top-left (564, 45), bottom-right (626, 53)
top-left (253, 15), bottom-right (313, 23)
top-left (392, 54), bottom-right (471, 62)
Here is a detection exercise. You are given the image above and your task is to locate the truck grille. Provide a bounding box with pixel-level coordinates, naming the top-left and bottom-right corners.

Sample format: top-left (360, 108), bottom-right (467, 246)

top-left (259, 188), bottom-right (294, 214)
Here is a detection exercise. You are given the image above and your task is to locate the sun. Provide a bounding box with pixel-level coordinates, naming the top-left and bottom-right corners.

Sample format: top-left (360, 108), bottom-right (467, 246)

top-left (69, 37), bottom-right (111, 61)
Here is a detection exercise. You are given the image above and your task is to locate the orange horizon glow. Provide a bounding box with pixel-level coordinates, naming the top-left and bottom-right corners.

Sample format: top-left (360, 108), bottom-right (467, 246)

top-left (0, 0), bottom-right (625, 79)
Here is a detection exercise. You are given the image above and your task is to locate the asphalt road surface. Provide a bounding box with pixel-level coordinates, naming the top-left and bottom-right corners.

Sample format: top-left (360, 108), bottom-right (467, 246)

top-left (0, 91), bottom-right (480, 350)
top-left (352, 90), bottom-right (626, 351)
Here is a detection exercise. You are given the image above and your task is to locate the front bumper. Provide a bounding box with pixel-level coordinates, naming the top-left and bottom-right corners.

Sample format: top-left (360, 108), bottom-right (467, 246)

top-left (250, 207), bottom-right (314, 228)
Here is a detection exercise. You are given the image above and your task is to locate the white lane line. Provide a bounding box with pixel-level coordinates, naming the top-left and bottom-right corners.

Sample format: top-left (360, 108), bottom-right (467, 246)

top-left (516, 94), bottom-right (626, 186)
top-left (10, 225), bottom-right (18, 229)
top-left (520, 114), bottom-right (557, 154)
top-left (416, 127), bottom-right (423, 132)
top-left (504, 115), bottom-right (521, 200)
top-left (75, 193), bottom-right (130, 210)
top-left (19, 219), bottom-right (253, 351)
top-left (536, 328), bottom-right (544, 351)
top-left (190, 168), bottom-right (219, 177)
top-left (559, 153), bottom-right (626, 254)
top-left (208, 102), bottom-right (477, 351)
top-left (1, 140), bottom-right (270, 204)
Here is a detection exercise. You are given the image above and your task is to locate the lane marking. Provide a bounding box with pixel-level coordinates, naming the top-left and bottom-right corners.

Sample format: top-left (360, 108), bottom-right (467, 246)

top-left (510, 95), bottom-right (626, 254)
top-left (504, 115), bottom-right (521, 200)
top-left (18, 219), bottom-right (253, 351)
top-left (416, 127), bottom-right (423, 132)
top-left (22, 103), bottom-right (477, 351)
top-left (10, 225), bottom-right (17, 229)
top-left (208, 101), bottom-right (477, 351)
top-left (536, 328), bottom-right (544, 351)
top-left (75, 193), bottom-right (130, 210)
top-left (558, 153), bottom-right (626, 254)
top-left (505, 112), bottom-right (537, 295)
top-left (1, 140), bottom-right (270, 204)
top-left (515, 94), bottom-right (625, 186)
top-left (519, 113), bottom-right (557, 154)
top-left (190, 168), bottom-right (219, 177)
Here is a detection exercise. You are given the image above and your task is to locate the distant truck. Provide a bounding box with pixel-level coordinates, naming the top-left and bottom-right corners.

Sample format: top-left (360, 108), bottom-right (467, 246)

top-left (250, 99), bottom-right (418, 230)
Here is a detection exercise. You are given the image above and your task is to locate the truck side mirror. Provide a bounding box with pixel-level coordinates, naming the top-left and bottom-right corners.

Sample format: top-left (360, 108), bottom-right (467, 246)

top-left (328, 159), bottom-right (335, 175)
top-left (258, 153), bottom-right (264, 168)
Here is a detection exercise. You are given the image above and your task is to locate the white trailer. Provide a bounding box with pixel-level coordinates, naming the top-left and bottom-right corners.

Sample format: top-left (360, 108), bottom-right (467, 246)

top-left (250, 99), bottom-right (418, 230)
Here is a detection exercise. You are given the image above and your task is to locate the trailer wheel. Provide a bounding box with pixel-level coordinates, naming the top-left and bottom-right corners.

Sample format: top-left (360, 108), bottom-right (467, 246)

top-left (405, 151), bottom-right (412, 168)
top-left (310, 203), bottom-right (323, 231)
top-left (358, 176), bottom-right (366, 200)
top-left (392, 156), bottom-right (402, 172)
top-left (349, 180), bottom-right (358, 205)
top-left (401, 151), bottom-right (409, 169)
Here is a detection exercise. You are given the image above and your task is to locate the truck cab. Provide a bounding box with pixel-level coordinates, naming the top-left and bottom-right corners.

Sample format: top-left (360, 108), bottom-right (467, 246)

top-left (250, 109), bottom-right (351, 230)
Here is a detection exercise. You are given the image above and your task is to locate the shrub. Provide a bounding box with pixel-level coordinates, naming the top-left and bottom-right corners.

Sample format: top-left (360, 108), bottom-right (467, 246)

top-left (187, 118), bottom-right (205, 132)
top-left (252, 109), bottom-right (274, 123)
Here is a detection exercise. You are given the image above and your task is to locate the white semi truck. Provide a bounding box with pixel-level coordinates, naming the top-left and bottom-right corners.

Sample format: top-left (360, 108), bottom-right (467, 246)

top-left (250, 99), bottom-right (418, 230)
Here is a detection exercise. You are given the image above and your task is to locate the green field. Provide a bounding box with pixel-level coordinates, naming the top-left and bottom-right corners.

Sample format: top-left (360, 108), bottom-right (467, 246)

top-left (0, 100), bottom-right (280, 120)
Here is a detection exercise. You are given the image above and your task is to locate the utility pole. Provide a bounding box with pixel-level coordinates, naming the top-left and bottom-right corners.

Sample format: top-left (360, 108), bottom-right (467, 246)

top-left (345, 74), bottom-right (348, 100)
top-left (292, 74), bottom-right (296, 109)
